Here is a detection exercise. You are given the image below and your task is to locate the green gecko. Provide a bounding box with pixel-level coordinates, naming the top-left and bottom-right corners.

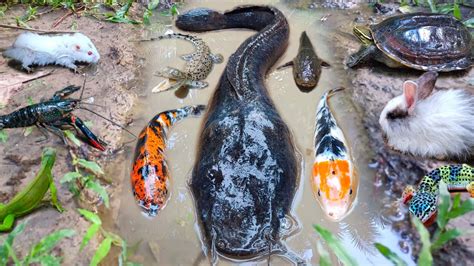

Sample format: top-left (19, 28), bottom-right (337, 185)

top-left (0, 148), bottom-right (63, 232)
top-left (402, 164), bottom-right (474, 226)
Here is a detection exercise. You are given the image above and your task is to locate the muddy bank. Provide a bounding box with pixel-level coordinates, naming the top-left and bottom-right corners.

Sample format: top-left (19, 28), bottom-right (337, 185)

top-left (0, 4), bottom-right (143, 264)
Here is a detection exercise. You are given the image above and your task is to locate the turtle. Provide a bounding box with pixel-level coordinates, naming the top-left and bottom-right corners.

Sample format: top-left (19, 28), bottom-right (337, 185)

top-left (346, 13), bottom-right (473, 72)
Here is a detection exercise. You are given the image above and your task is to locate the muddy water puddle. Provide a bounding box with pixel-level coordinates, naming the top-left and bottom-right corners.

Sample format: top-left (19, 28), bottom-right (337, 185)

top-left (115, 1), bottom-right (414, 265)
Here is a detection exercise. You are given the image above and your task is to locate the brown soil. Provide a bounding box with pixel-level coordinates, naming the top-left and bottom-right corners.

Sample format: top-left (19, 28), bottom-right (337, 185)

top-left (0, 4), bottom-right (143, 264)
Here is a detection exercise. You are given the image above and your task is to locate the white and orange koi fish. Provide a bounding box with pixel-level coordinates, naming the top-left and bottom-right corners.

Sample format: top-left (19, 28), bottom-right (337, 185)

top-left (312, 87), bottom-right (358, 221)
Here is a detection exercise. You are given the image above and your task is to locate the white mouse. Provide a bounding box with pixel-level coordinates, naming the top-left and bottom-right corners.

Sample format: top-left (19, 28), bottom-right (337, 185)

top-left (379, 71), bottom-right (474, 159)
top-left (3, 32), bottom-right (100, 72)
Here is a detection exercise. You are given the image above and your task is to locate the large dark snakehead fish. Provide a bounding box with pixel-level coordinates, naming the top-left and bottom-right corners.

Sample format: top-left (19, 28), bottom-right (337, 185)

top-left (176, 6), bottom-right (302, 264)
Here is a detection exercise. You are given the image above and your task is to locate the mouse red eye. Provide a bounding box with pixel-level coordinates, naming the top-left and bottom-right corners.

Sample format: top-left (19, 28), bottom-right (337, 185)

top-left (75, 45), bottom-right (81, 50)
top-left (88, 51), bottom-right (93, 56)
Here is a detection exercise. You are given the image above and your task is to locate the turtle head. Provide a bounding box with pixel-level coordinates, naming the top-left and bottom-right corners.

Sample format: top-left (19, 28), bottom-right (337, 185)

top-left (353, 26), bottom-right (373, 45)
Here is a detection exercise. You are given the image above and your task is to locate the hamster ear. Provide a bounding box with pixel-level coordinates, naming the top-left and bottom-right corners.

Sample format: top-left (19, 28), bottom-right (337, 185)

top-left (403, 80), bottom-right (417, 113)
top-left (416, 71), bottom-right (438, 100)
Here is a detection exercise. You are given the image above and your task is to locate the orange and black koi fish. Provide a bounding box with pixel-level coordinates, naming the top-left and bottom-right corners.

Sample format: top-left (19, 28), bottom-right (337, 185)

top-left (130, 105), bottom-right (206, 216)
top-left (312, 88), bottom-right (358, 221)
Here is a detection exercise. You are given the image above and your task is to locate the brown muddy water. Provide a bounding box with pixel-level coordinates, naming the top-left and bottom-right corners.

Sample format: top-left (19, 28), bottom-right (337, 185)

top-left (115, 1), bottom-right (414, 265)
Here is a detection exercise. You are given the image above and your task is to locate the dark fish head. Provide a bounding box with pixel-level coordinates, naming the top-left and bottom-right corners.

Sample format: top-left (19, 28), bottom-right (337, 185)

top-left (176, 8), bottom-right (226, 32)
top-left (299, 31), bottom-right (313, 47)
top-left (293, 62), bottom-right (320, 92)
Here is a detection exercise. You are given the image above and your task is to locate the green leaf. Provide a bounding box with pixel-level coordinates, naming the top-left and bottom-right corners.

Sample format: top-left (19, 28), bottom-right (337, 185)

top-left (29, 229), bottom-right (75, 258)
top-left (64, 130), bottom-right (82, 147)
top-left (0, 130), bottom-right (8, 143)
top-left (143, 9), bottom-right (152, 25)
top-left (60, 172), bottom-right (82, 184)
top-left (317, 241), bottom-right (332, 266)
top-left (412, 217), bottom-right (433, 266)
top-left (313, 224), bottom-right (357, 266)
top-left (452, 193), bottom-right (461, 209)
top-left (431, 228), bottom-right (462, 251)
top-left (170, 4), bottom-right (179, 16)
top-left (78, 208), bottom-right (102, 225)
top-left (80, 224), bottom-right (101, 251)
top-left (448, 198), bottom-right (474, 219)
top-left (103, 230), bottom-right (123, 246)
top-left (464, 18), bottom-right (474, 28)
top-left (27, 96), bottom-right (34, 105)
top-left (374, 243), bottom-right (407, 266)
top-left (76, 159), bottom-right (104, 176)
top-left (23, 127), bottom-right (34, 137)
top-left (437, 181), bottom-right (450, 229)
top-left (90, 237), bottom-right (113, 266)
top-left (147, 0), bottom-right (160, 10)
top-left (36, 255), bottom-right (61, 266)
top-left (85, 180), bottom-right (110, 208)
top-left (453, 3), bottom-right (462, 20)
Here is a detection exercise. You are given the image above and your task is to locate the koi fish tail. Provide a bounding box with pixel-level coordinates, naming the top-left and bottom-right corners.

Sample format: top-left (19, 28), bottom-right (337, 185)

top-left (130, 105), bottom-right (206, 217)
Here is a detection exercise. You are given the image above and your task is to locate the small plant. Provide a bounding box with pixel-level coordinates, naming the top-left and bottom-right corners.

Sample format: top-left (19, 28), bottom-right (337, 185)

top-left (60, 153), bottom-right (109, 208)
top-left (15, 5), bottom-right (37, 28)
top-left (143, 0), bottom-right (159, 25)
top-left (0, 222), bottom-right (75, 265)
top-left (77, 208), bottom-right (140, 266)
top-left (376, 181), bottom-right (474, 265)
top-left (104, 0), bottom-right (140, 24)
top-left (313, 224), bottom-right (357, 266)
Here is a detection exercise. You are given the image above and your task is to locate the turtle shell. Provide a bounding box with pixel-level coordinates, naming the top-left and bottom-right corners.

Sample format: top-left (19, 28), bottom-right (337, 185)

top-left (370, 13), bottom-right (473, 71)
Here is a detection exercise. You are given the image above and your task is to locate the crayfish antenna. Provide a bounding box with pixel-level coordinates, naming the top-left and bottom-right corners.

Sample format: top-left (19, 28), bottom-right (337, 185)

top-left (79, 74), bottom-right (87, 101)
top-left (79, 107), bottom-right (137, 138)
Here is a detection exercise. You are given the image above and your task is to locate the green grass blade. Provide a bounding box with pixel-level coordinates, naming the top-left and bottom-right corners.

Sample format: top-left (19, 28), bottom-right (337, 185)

top-left (85, 179), bottom-right (110, 208)
top-left (29, 229), bottom-right (75, 258)
top-left (317, 241), bottom-right (332, 266)
top-left (412, 217), bottom-right (433, 266)
top-left (437, 181), bottom-right (450, 229)
top-left (80, 224), bottom-right (101, 252)
top-left (453, 3), bottom-right (462, 19)
top-left (431, 228), bottom-right (462, 251)
top-left (427, 0), bottom-right (438, 12)
top-left (90, 237), bottom-right (113, 266)
top-left (374, 243), bottom-right (407, 266)
top-left (78, 208), bottom-right (102, 225)
top-left (313, 224), bottom-right (357, 266)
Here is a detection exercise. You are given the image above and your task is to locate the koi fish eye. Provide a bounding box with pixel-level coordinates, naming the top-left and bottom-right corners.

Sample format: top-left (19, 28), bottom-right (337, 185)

top-left (350, 188), bottom-right (353, 195)
top-left (318, 189), bottom-right (321, 197)
top-left (75, 45), bottom-right (81, 50)
top-left (87, 51), bottom-right (93, 56)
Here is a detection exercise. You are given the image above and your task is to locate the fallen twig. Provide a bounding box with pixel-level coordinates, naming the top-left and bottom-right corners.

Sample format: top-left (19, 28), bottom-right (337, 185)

top-left (0, 23), bottom-right (77, 34)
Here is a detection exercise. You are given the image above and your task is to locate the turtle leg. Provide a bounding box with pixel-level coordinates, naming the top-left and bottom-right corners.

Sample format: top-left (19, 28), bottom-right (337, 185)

top-left (346, 44), bottom-right (376, 68)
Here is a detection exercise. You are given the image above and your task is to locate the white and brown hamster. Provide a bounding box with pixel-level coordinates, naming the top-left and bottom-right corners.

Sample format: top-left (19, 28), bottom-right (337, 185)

top-left (3, 32), bottom-right (100, 72)
top-left (379, 71), bottom-right (474, 159)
